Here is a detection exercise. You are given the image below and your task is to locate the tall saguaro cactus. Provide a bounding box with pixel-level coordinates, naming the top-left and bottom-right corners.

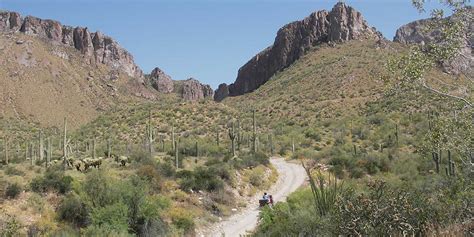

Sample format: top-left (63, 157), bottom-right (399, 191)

top-left (228, 120), bottom-right (236, 157)
top-left (39, 130), bottom-right (44, 161)
top-left (4, 136), bottom-right (8, 165)
top-left (92, 137), bottom-right (96, 159)
top-left (268, 134), bottom-right (274, 155)
top-left (46, 137), bottom-right (51, 168)
top-left (62, 117), bottom-right (68, 170)
top-left (175, 140), bottom-right (179, 169)
top-left (171, 126), bottom-right (176, 151)
top-left (146, 110), bottom-right (155, 157)
top-left (252, 109), bottom-right (257, 153)
top-left (216, 127), bottom-right (220, 146)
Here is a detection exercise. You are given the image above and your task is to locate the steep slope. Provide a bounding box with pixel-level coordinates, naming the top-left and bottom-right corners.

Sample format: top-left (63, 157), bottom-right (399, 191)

top-left (224, 39), bottom-right (473, 128)
top-left (215, 2), bottom-right (382, 101)
top-left (0, 32), bottom-right (155, 129)
top-left (0, 10), bottom-right (160, 128)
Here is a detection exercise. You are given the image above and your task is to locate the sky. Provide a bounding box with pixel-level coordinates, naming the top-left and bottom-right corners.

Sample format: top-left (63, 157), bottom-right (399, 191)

top-left (0, 0), bottom-right (449, 89)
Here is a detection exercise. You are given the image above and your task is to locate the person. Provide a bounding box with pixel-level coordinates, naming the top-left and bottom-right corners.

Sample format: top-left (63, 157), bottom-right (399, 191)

top-left (269, 195), bottom-right (274, 206)
top-left (263, 192), bottom-right (269, 202)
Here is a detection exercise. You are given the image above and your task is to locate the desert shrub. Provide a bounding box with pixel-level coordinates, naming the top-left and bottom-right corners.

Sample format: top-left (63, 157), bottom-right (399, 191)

top-left (304, 127), bottom-right (322, 141)
top-left (169, 207), bottom-right (194, 234)
top-left (248, 166), bottom-right (266, 187)
top-left (30, 171), bottom-right (73, 194)
top-left (57, 193), bottom-right (90, 227)
top-left (90, 202), bottom-right (130, 233)
top-left (233, 151), bottom-right (269, 169)
top-left (0, 214), bottom-right (22, 237)
top-left (82, 170), bottom-right (118, 208)
top-left (4, 166), bottom-right (25, 176)
top-left (209, 189), bottom-right (235, 205)
top-left (152, 162), bottom-right (172, 179)
top-left (178, 167), bottom-right (224, 192)
top-left (5, 183), bottom-right (22, 199)
top-left (137, 164), bottom-right (162, 191)
top-left (333, 181), bottom-right (440, 236)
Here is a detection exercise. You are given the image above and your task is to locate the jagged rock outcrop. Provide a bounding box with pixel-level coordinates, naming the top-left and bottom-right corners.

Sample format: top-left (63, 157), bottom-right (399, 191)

top-left (150, 67), bottom-right (174, 93)
top-left (214, 83), bottom-right (230, 101)
top-left (0, 10), bottom-right (143, 79)
top-left (394, 7), bottom-right (473, 77)
top-left (181, 78), bottom-right (214, 101)
top-left (215, 2), bottom-right (382, 101)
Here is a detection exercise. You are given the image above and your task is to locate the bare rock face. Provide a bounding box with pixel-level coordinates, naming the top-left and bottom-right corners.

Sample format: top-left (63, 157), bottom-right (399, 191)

top-left (0, 10), bottom-right (144, 79)
top-left (218, 2), bottom-right (382, 100)
top-left (214, 83), bottom-right (230, 102)
top-left (181, 78), bottom-right (214, 101)
top-left (150, 67), bottom-right (174, 93)
top-left (394, 7), bottom-right (473, 77)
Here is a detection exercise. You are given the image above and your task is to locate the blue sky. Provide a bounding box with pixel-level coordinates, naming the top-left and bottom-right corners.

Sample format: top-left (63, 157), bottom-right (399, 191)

top-left (0, 0), bottom-right (447, 88)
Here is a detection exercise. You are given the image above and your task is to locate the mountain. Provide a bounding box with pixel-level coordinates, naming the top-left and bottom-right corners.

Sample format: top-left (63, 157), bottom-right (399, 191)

top-left (214, 2), bottom-right (382, 101)
top-left (394, 6), bottom-right (473, 77)
top-left (0, 10), bottom-right (158, 128)
top-left (0, 10), bottom-right (143, 79)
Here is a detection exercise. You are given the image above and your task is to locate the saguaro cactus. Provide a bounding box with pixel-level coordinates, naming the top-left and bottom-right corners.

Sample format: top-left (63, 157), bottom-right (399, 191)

top-left (216, 127), bottom-right (220, 146)
top-left (146, 111), bottom-right (155, 157)
top-left (175, 140), bottom-right (179, 169)
top-left (4, 136), bottom-right (8, 165)
top-left (62, 117), bottom-right (68, 170)
top-left (432, 152), bottom-right (440, 174)
top-left (39, 130), bottom-right (44, 161)
top-left (46, 137), bottom-right (52, 168)
top-left (252, 109), bottom-right (257, 153)
top-left (268, 134), bottom-right (274, 155)
top-left (228, 120), bottom-right (236, 157)
top-left (171, 126), bottom-right (176, 151)
top-left (92, 137), bottom-right (96, 159)
top-left (107, 138), bottom-right (112, 159)
top-left (237, 119), bottom-right (241, 151)
top-left (395, 123), bottom-right (399, 146)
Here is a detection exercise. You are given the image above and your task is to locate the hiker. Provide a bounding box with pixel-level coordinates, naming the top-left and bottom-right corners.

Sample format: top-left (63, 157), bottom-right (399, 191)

top-left (263, 192), bottom-right (269, 202)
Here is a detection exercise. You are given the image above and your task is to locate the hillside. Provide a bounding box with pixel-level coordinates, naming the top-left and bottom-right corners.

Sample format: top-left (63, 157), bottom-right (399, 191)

top-left (0, 32), bottom-right (155, 129)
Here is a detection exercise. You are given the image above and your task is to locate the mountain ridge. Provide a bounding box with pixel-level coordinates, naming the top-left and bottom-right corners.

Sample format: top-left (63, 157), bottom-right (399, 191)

top-left (214, 2), bottom-right (383, 101)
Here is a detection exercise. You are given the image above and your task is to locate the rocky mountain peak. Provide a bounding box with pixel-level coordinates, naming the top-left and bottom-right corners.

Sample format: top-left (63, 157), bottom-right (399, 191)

top-left (181, 78), bottom-right (214, 101)
top-left (214, 2), bottom-right (382, 101)
top-left (150, 67), bottom-right (174, 93)
top-left (0, 10), bottom-right (143, 79)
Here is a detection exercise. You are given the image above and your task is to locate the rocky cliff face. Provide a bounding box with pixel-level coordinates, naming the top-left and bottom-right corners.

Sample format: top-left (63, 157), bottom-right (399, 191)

top-left (181, 78), bottom-right (214, 101)
top-left (150, 67), bottom-right (174, 93)
top-left (214, 2), bottom-right (382, 101)
top-left (0, 10), bottom-right (143, 79)
top-left (394, 7), bottom-right (473, 77)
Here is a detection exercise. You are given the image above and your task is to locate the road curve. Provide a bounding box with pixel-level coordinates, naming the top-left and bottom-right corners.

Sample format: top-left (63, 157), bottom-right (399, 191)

top-left (207, 157), bottom-right (306, 237)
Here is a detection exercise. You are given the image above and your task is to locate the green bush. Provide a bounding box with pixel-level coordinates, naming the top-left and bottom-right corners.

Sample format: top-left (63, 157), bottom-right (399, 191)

top-left (5, 183), bottom-right (22, 199)
top-left (57, 193), bottom-right (90, 227)
top-left (30, 171), bottom-right (73, 194)
top-left (178, 166), bottom-right (224, 192)
top-left (90, 202), bottom-right (130, 233)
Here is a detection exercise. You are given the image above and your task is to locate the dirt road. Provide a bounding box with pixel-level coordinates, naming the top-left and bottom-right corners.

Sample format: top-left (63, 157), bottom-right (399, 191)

top-left (206, 157), bottom-right (306, 237)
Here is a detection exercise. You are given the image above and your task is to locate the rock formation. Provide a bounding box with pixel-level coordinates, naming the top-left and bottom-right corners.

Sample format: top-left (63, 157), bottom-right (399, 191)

top-left (394, 7), bottom-right (473, 77)
top-left (0, 10), bottom-right (143, 79)
top-left (214, 2), bottom-right (382, 101)
top-left (181, 78), bottom-right (214, 101)
top-left (150, 67), bottom-right (174, 93)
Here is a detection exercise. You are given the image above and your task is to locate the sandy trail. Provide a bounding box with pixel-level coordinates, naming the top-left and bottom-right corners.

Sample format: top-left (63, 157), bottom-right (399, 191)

top-left (205, 157), bottom-right (306, 237)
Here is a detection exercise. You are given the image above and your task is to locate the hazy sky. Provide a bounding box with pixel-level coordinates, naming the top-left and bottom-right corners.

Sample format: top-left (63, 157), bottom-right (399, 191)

top-left (0, 0), bottom-right (447, 88)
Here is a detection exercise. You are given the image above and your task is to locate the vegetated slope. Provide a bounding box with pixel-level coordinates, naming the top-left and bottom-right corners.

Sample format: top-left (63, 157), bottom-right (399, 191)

top-left (0, 32), bottom-right (155, 129)
top-left (225, 39), bottom-right (472, 128)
